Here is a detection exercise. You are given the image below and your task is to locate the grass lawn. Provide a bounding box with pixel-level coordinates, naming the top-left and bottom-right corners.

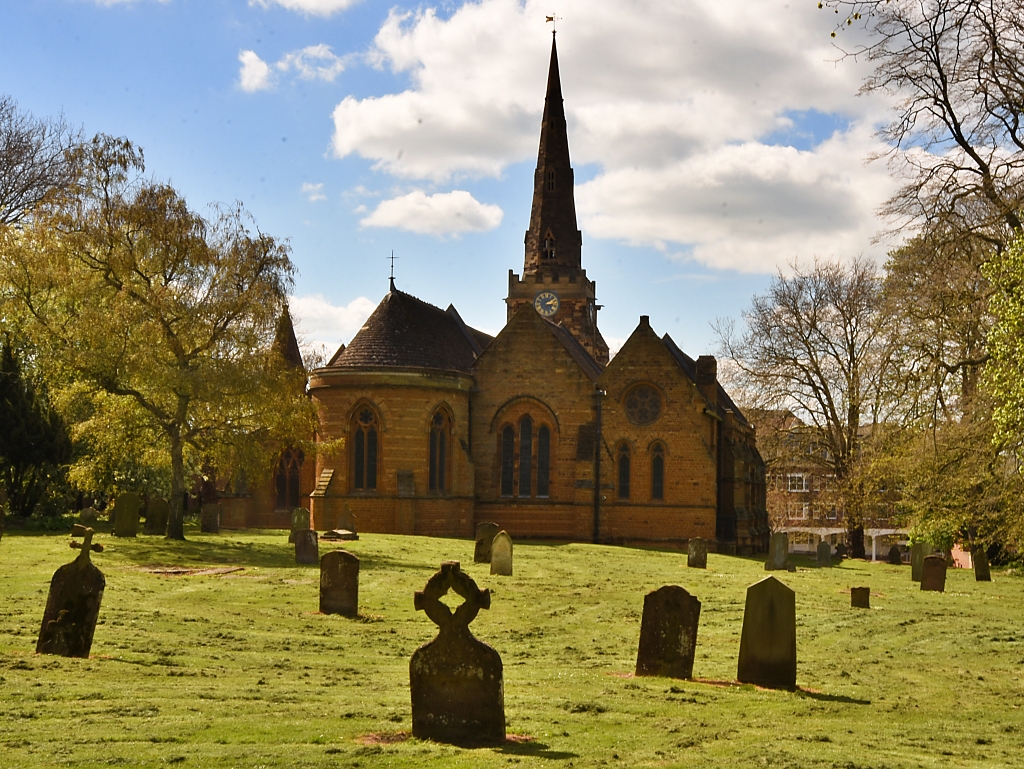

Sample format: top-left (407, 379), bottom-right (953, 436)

top-left (2, 526), bottom-right (1023, 768)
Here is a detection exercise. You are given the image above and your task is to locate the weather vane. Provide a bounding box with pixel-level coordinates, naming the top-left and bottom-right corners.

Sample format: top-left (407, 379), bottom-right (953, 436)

top-left (546, 13), bottom-right (561, 33)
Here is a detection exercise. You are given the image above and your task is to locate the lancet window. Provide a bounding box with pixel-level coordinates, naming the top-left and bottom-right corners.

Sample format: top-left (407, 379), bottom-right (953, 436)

top-left (351, 405), bottom-right (379, 491)
top-left (428, 408), bottom-right (452, 493)
top-left (275, 448), bottom-right (304, 510)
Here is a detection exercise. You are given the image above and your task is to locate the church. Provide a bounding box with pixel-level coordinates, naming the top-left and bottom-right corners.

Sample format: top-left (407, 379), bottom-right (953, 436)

top-left (226, 36), bottom-right (769, 554)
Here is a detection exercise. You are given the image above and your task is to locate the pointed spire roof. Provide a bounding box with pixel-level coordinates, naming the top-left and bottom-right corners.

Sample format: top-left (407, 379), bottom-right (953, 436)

top-left (273, 305), bottom-right (304, 370)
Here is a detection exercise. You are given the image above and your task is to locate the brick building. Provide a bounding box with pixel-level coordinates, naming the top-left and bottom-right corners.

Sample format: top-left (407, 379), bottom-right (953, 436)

top-left (231, 36), bottom-right (769, 553)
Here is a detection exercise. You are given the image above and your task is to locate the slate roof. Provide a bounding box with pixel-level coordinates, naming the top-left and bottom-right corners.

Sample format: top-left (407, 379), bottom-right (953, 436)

top-left (325, 286), bottom-right (492, 374)
top-left (661, 333), bottom-right (751, 428)
top-left (545, 318), bottom-right (604, 381)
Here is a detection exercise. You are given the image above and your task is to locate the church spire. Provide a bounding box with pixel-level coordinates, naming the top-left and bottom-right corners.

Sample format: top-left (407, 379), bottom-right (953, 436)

top-left (523, 33), bottom-right (581, 274)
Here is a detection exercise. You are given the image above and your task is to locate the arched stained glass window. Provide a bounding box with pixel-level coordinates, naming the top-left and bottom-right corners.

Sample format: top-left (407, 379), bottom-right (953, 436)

top-left (429, 409), bottom-right (451, 492)
top-left (500, 425), bottom-right (515, 497)
top-left (275, 448), bottom-right (304, 509)
top-left (537, 425), bottom-right (551, 497)
top-left (519, 416), bottom-right (533, 497)
top-left (617, 443), bottom-right (631, 500)
top-left (352, 406), bottom-right (379, 490)
top-left (651, 443), bottom-right (665, 501)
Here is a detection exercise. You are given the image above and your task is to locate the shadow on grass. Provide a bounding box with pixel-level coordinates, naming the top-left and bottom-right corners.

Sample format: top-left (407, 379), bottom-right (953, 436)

top-left (497, 739), bottom-right (578, 760)
top-left (797, 689), bottom-right (871, 705)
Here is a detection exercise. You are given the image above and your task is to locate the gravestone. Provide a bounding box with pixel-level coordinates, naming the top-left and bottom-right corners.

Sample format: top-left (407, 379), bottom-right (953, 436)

top-left (816, 541), bottom-right (832, 568)
top-left (320, 550), bottom-right (359, 617)
top-left (143, 497), bottom-right (169, 535)
top-left (337, 501), bottom-right (357, 533)
top-left (850, 586), bottom-right (870, 609)
top-left (36, 526), bottom-right (105, 658)
top-left (973, 546), bottom-right (992, 582)
top-left (78, 506), bottom-right (97, 524)
top-left (920, 554), bottom-right (947, 592)
top-left (737, 575), bottom-right (796, 689)
top-left (887, 545), bottom-right (902, 565)
top-left (200, 503), bottom-right (221, 533)
top-left (910, 542), bottom-right (927, 582)
top-left (635, 585), bottom-right (701, 679)
top-left (295, 529), bottom-right (319, 565)
top-left (289, 507), bottom-right (311, 544)
top-left (687, 537), bottom-right (708, 569)
top-left (490, 531), bottom-right (513, 576)
top-left (834, 542), bottom-right (848, 560)
top-left (764, 532), bottom-right (794, 571)
top-left (112, 493), bottom-right (142, 538)
top-left (410, 561), bottom-right (504, 745)
top-left (474, 522), bottom-right (500, 564)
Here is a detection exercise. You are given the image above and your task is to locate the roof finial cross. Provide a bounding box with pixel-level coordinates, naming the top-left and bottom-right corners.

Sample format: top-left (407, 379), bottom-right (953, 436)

top-left (546, 13), bottom-right (561, 34)
top-left (388, 250), bottom-right (399, 291)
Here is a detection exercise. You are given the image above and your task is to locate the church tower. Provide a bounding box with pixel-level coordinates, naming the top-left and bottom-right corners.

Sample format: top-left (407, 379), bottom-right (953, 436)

top-left (506, 34), bottom-right (609, 364)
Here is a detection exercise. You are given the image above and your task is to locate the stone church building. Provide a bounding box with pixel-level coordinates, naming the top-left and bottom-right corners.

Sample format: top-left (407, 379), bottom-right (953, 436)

top-left (225, 37), bottom-right (768, 553)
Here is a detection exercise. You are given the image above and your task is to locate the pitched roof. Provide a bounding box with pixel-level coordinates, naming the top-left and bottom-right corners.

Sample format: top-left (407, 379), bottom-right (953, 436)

top-left (661, 333), bottom-right (751, 427)
top-left (545, 318), bottom-right (604, 381)
top-left (325, 287), bottom-right (490, 374)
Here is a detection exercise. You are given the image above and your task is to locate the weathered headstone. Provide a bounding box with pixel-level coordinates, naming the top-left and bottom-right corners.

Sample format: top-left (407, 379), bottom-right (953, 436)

top-left (78, 506), bottom-right (98, 524)
top-left (112, 492), bottom-right (142, 538)
top-left (474, 522), bottom-right (500, 564)
top-left (764, 532), bottom-right (793, 571)
top-left (410, 561), bottom-right (504, 746)
top-left (850, 586), bottom-right (870, 609)
top-left (834, 542), bottom-right (848, 560)
top-left (973, 546), bottom-right (992, 582)
top-left (920, 554), bottom-right (947, 592)
top-left (200, 503), bottom-right (221, 534)
top-left (295, 529), bottom-right (319, 565)
top-left (337, 501), bottom-right (357, 533)
top-left (910, 542), bottom-right (927, 582)
top-left (737, 575), bottom-right (796, 689)
top-left (143, 497), bottom-right (169, 535)
top-left (886, 545), bottom-right (902, 565)
top-left (320, 550), bottom-right (359, 617)
top-left (36, 525), bottom-right (105, 658)
top-left (490, 530), bottom-right (513, 576)
top-left (289, 507), bottom-right (311, 544)
top-left (635, 585), bottom-right (701, 679)
top-left (687, 537), bottom-right (708, 569)
top-left (816, 541), bottom-right (832, 568)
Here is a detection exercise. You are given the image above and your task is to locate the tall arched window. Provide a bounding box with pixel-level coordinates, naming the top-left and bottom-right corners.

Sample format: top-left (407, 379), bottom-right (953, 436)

top-left (519, 416), bottom-right (533, 497)
top-left (651, 443), bottom-right (665, 501)
top-left (275, 448), bottom-right (304, 509)
top-left (500, 425), bottom-right (515, 497)
top-left (543, 230), bottom-right (556, 260)
top-left (351, 406), bottom-right (379, 491)
top-left (537, 425), bottom-right (551, 497)
top-left (617, 443), bottom-right (631, 499)
top-left (429, 409), bottom-right (451, 493)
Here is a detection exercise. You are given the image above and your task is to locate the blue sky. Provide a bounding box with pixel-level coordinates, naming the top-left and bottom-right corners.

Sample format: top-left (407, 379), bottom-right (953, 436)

top-left (1, 0), bottom-right (895, 359)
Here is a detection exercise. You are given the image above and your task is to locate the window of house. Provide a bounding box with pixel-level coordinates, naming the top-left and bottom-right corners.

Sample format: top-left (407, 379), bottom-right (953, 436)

top-left (787, 473), bottom-right (809, 492)
top-left (429, 409), bottom-right (451, 493)
top-left (617, 443), bottom-right (631, 499)
top-left (788, 501), bottom-right (810, 519)
top-left (275, 448), bottom-right (303, 509)
top-left (500, 425), bottom-right (515, 497)
top-left (651, 443), bottom-right (665, 500)
top-left (537, 425), bottom-right (551, 497)
top-left (352, 406), bottom-right (379, 491)
top-left (623, 384), bottom-right (662, 426)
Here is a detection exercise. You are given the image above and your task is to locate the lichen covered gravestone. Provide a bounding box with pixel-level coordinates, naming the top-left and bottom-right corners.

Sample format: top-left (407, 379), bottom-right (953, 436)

top-left (737, 575), bottom-right (796, 689)
top-left (36, 526), bottom-right (105, 658)
top-left (320, 550), bottom-right (359, 617)
top-left (474, 522), bottom-right (500, 564)
top-left (295, 529), bottom-right (319, 565)
top-left (410, 561), bottom-right (504, 746)
top-left (850, 586), bottom-right (870, 609)
top-left (635, 585), bottom-right (701, 679)
top-left (920, 554), bottom-right (947, 592)
top-left (78, 506), bottom-right (97, 524)
top-left (816, 541), bottom-right (832, 568)
top-left (910, 542), bottom-right (927, 582)
top-left (490, 531), bottom-right (513, 576)
top-left (764, 532), bottom-right (794, 572)
top-left (201, 504), bottom-right (221, 533)
top-left (687, 538), bottom-right (707, 569)
top-left (289, 508), bottom-right (311, 544)
top-left (887, 545), bottom-right (902, 565)
top-left (143, 497), bottom-right (169, 535)
top-left (973, 546), bottom-right (992, 582)
top-left (112, 492), bottom-right (142, 538)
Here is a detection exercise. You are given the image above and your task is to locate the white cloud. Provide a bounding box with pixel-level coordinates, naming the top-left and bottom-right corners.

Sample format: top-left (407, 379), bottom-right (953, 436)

top-left (360, 190), bottom-right (503, 236)
top-left (238, 50), bottom-right (273, 92)
top-left (289, 294), bottom-right (377, 354)
top-left (277, 44), bottom-right (345, 82)
top-left (249, 0), bottom-right (361, 16)
top-left (301, 182), bottom-right (326, 202)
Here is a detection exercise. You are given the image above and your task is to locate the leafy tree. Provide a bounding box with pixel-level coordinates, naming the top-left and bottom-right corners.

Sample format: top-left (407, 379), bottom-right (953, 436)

top-left (985, 235), bottom-right (1024, 446)
top-left (1, 135), bottom-right (315, 539)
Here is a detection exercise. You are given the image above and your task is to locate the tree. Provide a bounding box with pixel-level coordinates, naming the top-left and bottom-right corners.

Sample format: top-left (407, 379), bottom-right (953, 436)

top-left (1, 135), bottom-right (315, 539)
top-left (715, 258), bottom-right (901, 557)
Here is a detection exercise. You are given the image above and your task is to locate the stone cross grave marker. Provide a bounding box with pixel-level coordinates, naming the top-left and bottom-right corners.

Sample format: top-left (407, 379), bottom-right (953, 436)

top-left (816, 541), bottom-right (832, 568)
top-left (764, 532), bottom-right (794, 571)
top-left (320, 550), bottom-right (359, 617)
top-left (850, 586), bottom-right (870, 609)
top-left (144, 497), bottom-right (170, 536)
top-left (910, 542), bottom-right (927, 582)
top-left (635, 585), bottom-right (701, 680)
top-left (410, 561), bottom-right (504, 746)
top-left (887, 545), bottom-right (902, 565)
top-left (289, 508), bottom-right (311, 544)
top-left (201, 503), bottom-right (221, 533)
top-left (737, 575), bottom-right (797, 689)
top-left (490, 531), bottom-right (513, 576)
top-left (295, 529), bottom-right (319, 565)
top-left (37, 525), bottom-right (106, 658)
top-left (973, 546), bottom-right (992, 582)
top-left (687, 538), bottom-right (707, 569)
top-left (474, 522), bottom-right (500, 564)
top-left (920, 554), bottom-right (947, 592)
top-left (112, 492), bottom-right (141, 538)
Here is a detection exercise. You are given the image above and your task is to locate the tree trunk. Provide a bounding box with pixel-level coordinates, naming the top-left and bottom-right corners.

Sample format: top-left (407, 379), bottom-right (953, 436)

top-left (166, 432), bottom-right (186, 540)
top-left (847, 526), bottom-right (865, 559)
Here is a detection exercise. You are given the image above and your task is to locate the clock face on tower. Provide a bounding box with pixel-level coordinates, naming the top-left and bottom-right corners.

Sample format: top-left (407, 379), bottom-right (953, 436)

top-left (533, 291), bottom-right (560, 317)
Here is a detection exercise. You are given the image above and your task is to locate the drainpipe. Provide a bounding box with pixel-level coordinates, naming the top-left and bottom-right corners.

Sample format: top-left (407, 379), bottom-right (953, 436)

top-left (593, 387), bottom-right (605, 544)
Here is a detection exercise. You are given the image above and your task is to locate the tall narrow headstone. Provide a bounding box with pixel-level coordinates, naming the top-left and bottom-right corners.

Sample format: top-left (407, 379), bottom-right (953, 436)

top-left (200, 503), bottom-right (221, 533)
top-left (635, 585), bottom-right (701, 679)
top-left (289, 507), bottom-right (311, 544)
top-left (474, 522), bottom-right (500, 564)
top-left (920, 554), bottom-right (947, 592)
top-left (490, 531), bottom-right (513, 576)
top-left (295, 529), bottom-right (319, 565)
top-left (910, 542), bottom-right (927, 582)
top-left (112, 493), bottom-right (141, 538)
top-left (816, 541), bottom-right (832, 568)
top-left (737, 576), bottom-right (797, 689)
top-left (410, 561), bottom-right (504, 746)
top-left (687, 538), bottom-right (708, 569)
top-left (320, 550), bottom-right (359, 617)
top-left (973, 546), bottom-right (992, 582)
top-left (764, 532), bottom-right (793, 571)
top-left (886, 545), bottom-right (902, 565)
top-left (850, 586), bottom-right (870, 609)
top-left (143, 497), bottom-right (169, 535)
top-left (37, 526), bottom-right (105, 658)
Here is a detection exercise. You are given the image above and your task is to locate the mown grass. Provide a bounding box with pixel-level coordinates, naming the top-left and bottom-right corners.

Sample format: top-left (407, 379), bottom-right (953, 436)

top-left (1, 526), bottom-right (1023, 768)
